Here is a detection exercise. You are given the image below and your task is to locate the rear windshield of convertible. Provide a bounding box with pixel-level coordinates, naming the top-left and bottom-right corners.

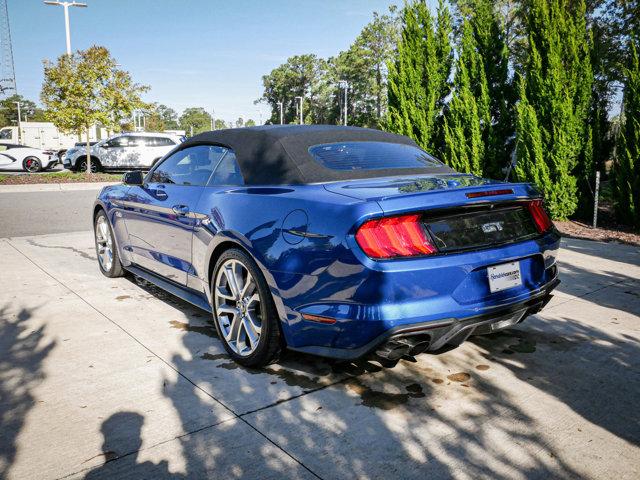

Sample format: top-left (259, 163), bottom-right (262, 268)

top-left (308, 141), bottom-right (444, 171)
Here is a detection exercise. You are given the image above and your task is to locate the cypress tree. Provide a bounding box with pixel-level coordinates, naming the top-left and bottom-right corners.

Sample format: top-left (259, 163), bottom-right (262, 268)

top-left (387, 0), bottom-right (452, 151)
top-left (515, 0), bottom-right (593, 220)
top-left (467, 0), bottom-right (513, 179)
top-left (449, 0), bottom-right (514, 178)
top-left (443, 19), bottom-right (487, 175)
top-left (613, 35), bottom-right (640, 226)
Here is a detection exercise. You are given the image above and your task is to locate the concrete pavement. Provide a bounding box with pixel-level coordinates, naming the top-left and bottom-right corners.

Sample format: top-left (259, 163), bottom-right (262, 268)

top-left (0, 230), bottom-right (639, 479)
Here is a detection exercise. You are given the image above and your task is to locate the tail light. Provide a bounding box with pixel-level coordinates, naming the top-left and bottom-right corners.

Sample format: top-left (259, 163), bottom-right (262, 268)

top-left (355, 214), bottom-right (437, 259)
top-left (528, 200), bottom-right (553, 233)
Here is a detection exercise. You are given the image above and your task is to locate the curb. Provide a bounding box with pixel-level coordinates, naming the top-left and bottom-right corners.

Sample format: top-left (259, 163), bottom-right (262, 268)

top-left (0, 182), bottom-right (119, 193)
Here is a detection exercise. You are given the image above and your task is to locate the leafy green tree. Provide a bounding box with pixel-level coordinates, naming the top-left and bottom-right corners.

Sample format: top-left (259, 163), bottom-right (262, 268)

top-left (236, 117), bottom-right (244, 128)
top-left (41, 46), bottom-right (148, 173)
top-left (145, 111), bottom-right (165, 132)
top-left (245, 118), bottom-right (256, 127)
top-left (612, 35), bottom-right (640, 226)
top-left (179, 107), bottom-right (212, 136)
top-left (214, 118), bottom-right (227, 130)
top-left (258, 54), bottom-right (331, 124)
top-left (442, 19), bottom-right (487, 175)
top-left (156, 104), bottom-right (179, 130)
top-left (0, 94), bottom-right (47, 126)
top-left (514, 0), bottom-right (593, 220)
top-left (330, 8), bottom-right (399, 127)
top-left (387, 0), bottom-right (453, 151)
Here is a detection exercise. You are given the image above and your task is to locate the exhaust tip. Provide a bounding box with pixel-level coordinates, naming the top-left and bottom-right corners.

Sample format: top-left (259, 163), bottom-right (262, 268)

top-left (375, 335), bottom-right (431, 360)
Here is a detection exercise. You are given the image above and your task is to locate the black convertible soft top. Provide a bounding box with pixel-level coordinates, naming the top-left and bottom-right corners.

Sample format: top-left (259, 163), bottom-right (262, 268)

top-left (181, 125), bottom-right (451, 185)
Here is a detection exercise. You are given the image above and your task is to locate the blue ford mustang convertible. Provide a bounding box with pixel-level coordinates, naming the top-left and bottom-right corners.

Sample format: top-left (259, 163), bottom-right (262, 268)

top-left (93, 125), bottom-right (560, 366)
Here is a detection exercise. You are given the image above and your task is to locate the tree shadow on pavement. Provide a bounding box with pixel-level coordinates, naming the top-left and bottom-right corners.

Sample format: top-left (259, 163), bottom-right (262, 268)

top-left (157, 297), bottom-right (585, 479)
top-left (471, 314), bottom-right (640, 447)
top-left (560, 237), bottom-right (640, 265)
top-left (555, 259), bottom-right (640, 316)
top-left (0, 306), bottom-right (55, 479)
top-left (97, 246), bottom-right (640, 479)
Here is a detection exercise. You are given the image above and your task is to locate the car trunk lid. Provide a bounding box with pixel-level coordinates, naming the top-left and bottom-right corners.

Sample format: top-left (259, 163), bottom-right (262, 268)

top-left (324, 174), bottom-right (548, 254)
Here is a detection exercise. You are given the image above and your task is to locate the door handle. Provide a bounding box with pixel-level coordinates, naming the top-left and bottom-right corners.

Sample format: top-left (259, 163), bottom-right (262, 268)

top-left (172, 204), bottom-right (189, 216)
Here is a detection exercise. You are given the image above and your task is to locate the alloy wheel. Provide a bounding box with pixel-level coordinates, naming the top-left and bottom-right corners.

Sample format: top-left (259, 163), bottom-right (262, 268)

top-left (79, 159), bottom-right (98, 173)
top-left (95, 216), bottom-right (114, 272)
top-left (25, 157), bottom-right (40, 172)
top-left (214, 259), bottom-right (262, 356)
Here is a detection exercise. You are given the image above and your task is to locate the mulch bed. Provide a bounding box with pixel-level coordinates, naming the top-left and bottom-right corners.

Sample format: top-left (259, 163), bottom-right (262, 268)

top-left (0, 173), bottom-right (121, 184)
top-left (555, 221), bottom-right (640, 246)
top-left (555, 203), bottom-right (640, 247)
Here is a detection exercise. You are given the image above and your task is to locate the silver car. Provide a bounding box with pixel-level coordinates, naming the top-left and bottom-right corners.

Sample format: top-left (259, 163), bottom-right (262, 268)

top-left (64, 132), bottom-right (184, 172)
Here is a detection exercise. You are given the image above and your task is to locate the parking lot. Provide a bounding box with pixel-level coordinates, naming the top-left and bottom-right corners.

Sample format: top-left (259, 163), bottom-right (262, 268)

top-left (1, 184), bottom-right (639, 479)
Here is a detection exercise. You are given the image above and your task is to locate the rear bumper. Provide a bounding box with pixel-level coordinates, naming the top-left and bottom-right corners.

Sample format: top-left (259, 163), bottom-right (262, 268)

top-left (289, 277), bottom-right (559, 360)
top-left (277, 230), bottom-right (561, 357)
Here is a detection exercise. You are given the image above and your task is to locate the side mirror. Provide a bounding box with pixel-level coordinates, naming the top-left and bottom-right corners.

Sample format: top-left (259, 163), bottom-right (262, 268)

top-left (122, 170), bottom-right (144, 186)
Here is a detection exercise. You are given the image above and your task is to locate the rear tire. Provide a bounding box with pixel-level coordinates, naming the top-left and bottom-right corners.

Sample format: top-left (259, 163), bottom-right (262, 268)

top-left (212, 248), bottom-right (281, 367)
top-left (78, 157), bottom-right (101, 173)
top-left (23, 157), bottom-right (42, 172)
top-left (94, 210), bottom-right (124, 278)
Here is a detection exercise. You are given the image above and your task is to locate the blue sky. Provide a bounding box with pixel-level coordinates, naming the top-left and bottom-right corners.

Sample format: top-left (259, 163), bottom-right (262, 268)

top-left (10, 0), bottom-right (402, 123)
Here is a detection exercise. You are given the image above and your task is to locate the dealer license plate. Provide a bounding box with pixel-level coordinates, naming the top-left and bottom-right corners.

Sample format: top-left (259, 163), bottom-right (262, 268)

top-left (487, 261), bottom-right (522, 293)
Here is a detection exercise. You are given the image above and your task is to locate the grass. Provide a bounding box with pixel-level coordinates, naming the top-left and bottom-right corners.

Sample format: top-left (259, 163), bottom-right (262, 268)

top-left (0, 170), bottom-right (122, 185)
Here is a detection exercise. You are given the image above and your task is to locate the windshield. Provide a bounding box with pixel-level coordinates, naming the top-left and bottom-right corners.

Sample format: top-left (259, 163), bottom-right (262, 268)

top-left (308, 141), bottom-right (445, 171)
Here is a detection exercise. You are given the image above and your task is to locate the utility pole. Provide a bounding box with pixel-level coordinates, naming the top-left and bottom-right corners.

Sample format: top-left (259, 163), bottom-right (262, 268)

top-left (295, 96), bottom-right (303, 124)
top-left (339, 80), bottom-right (349, 126)
top-left (277, 101), bottom-right (284, 125)
top-left (211, 108), bottom-right (215, 130)
top-left (13, 100), bottom-right (21, 143)
top-left (43, 1), bottom-right (87, 55)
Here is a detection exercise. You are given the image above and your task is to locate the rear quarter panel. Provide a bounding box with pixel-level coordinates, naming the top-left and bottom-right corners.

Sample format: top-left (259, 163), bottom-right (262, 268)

top-left (191, 184), bottom-right (382, 346)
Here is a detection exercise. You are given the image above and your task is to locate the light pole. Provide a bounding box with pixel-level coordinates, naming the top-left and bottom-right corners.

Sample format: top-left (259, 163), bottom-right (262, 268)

top-left (295, 96), bottom-right (303, 124)
top-left (211, 108), bottom-right (215, 130)
top-left (339, 80), bottom-right (349, 126)
top-left (277, 101), bottom-right (284, 125)
top-left (14, 101), bottom-right (21, 144)
top-left (44, 1), bottom-right (87, 56)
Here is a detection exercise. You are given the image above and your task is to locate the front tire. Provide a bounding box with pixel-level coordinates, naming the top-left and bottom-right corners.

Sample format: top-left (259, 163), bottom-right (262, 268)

top-left (212, 249), bottom-right (281, 367)
top-left (23, 157), bottom-right (42, 172)
top-left (94, 210), bottom-right (124, 278)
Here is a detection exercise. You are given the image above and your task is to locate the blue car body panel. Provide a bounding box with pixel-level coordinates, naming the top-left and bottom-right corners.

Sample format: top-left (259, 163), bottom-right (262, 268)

top-left (95, 172), bottom-right (560, 358)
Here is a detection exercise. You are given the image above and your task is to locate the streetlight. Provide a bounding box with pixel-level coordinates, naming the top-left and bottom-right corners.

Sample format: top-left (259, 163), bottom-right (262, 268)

top-left (295, 96), bottom-right (304, 125)
top-left (339, 80), bottom-right (349, 126)
top-left (44, 1), bottom-right (87, 56)
top-left (277, 101), bottom-right (284, 125)
top-left (14, 101), bottom-right (21, 144)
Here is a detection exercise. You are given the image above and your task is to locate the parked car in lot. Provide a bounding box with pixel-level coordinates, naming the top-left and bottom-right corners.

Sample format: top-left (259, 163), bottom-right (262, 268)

top-left (93, 125), bottom-right (560, 367)
top-left (0, 143), bottom-right (58, 172)
top-left (64, 132), bottom-right (183, 172)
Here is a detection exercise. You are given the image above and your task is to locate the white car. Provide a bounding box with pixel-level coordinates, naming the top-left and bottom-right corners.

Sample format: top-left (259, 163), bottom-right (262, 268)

top-left (64, 132), bottom-right (184, 172)
top-left (0, 143), bottom-right (58, 172)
